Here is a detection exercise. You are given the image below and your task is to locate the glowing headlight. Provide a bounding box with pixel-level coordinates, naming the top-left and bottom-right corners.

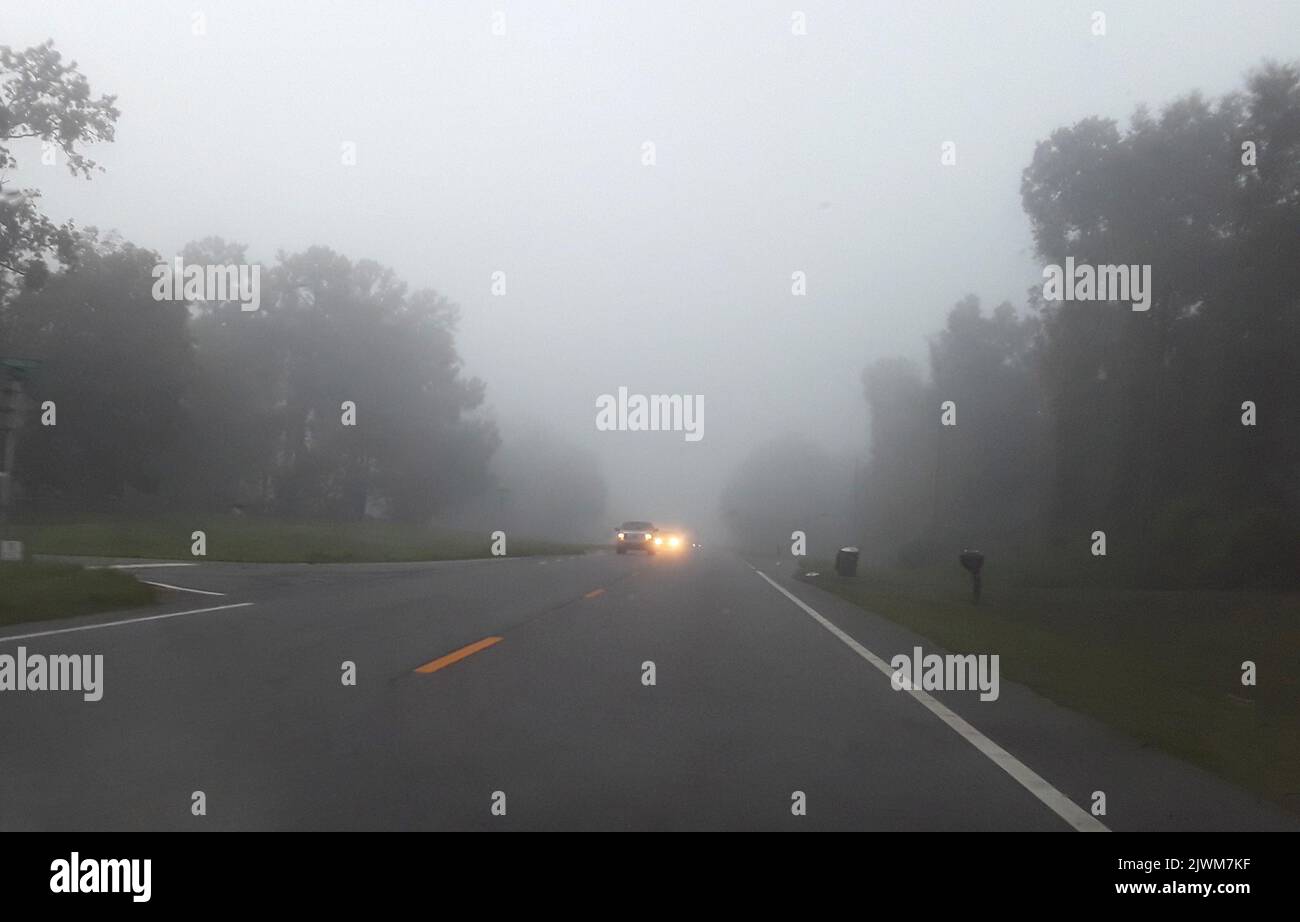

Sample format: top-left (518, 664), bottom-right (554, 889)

top-left (668, 536), bottom-right (680, 547)
top-left (654, 537), bottom-right (663, 545)
top-left (617, 532), bottom-right (625, 539)
top-left (645, 533), bottom-right (652, 539)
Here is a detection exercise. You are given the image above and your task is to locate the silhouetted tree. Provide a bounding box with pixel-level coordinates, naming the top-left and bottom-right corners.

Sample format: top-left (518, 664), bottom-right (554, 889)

top-left (0, 40), bottom-right (118, 299)
top-left (2, 231), bottom-right (194, 507)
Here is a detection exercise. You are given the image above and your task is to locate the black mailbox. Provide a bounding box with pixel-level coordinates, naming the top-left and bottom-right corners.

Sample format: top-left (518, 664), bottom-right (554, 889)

top-left (959, 549), bottom-right (984, 604)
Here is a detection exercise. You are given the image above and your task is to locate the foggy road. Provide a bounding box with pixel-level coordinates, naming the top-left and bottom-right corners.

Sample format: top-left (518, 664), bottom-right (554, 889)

top-left (1, 553), bottom-right (1294, 832)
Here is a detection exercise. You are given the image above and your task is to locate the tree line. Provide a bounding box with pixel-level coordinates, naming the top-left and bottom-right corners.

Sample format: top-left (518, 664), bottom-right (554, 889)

top-left (859, 62), bottom-right (1299, 587)
top-left (0, 41), bottom-right (543, 527)
top-left (726, 63), bottom-right (1298, 588)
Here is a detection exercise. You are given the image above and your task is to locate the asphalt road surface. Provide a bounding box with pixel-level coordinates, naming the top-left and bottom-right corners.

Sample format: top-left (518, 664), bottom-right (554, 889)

top-left (1, 550), bottom-right (1295, 831)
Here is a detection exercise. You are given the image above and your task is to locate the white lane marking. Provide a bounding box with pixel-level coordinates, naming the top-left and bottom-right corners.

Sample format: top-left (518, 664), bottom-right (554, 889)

top-left (93, 562), bottom-right (198, 570)
top-left (752, 569), bottom-right (1109, 832)
top-left (0, 603), bottom-right (254, 644)
top-left (139, 580), bottom-right (225, 597)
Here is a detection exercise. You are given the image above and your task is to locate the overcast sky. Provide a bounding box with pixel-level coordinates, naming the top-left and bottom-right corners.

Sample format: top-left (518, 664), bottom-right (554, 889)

top-left (6, 0), bottom-right (1297, 536)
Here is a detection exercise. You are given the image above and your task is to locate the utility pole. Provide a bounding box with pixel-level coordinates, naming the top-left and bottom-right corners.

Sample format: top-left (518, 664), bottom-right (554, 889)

top-left (0, 357), bottom-right (40, 539)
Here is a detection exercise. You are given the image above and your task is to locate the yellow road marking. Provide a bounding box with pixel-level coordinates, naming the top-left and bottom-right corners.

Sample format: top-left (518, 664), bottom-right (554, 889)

top-left (414, 636), bottom-right (503, 674)
top-left (584, 588), bottom-right (606, 599)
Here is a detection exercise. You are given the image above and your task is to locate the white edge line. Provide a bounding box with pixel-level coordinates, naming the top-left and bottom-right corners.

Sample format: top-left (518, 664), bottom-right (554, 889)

top-left (752, 568), bottom-right (1109, 832)
top-left (139, 580), bottom-right (225, 597)
top-left (0, 602), bottom-right (254, 643)
top-left (97, 563), bottom-right (199, 570)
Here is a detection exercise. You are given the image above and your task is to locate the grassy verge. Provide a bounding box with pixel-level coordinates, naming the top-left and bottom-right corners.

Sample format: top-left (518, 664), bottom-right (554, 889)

top-left (6, 517), bottom-right (589, 564)
top-left (0, 561), bottom-right (157, 629)
top-left (799, 562), bottom-right (1300, 814)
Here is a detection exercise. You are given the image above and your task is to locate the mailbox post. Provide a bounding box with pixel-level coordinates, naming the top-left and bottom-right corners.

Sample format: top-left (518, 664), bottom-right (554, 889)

top-left (958, 549), bottom-right (984, 605)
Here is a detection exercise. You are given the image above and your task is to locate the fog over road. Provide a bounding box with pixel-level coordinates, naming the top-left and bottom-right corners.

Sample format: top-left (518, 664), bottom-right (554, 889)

top-left (1, 553), bottom-right (1292, 832)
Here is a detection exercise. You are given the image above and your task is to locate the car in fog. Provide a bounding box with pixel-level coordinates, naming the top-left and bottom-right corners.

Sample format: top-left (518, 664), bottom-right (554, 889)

top-left (656, 530), bottom-right (688, 553)
top-left (616, 521), bottom-right (658, 554)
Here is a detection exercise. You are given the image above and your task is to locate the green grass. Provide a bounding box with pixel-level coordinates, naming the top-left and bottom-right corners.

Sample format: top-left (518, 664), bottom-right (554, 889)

top-left (7, 516), bottom-right (589, 564)
top-left (0, 561), bottom-right (157, 628)
top-left (799, 562), bottom-right (1300, 814)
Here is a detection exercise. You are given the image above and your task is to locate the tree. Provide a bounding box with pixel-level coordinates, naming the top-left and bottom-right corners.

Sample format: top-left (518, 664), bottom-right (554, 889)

top-left (186, 244), bottom-right (497, 521)
top-left (439, 428), bottom-right (609, 541)
top-left (859, 357), bottom-right (932, 558)
top-left (926, 296), bottom-right (1047, 536)
top-left (0, 40), bottom-right (119, 298)
top-left (1, 232), bottom-right (194, 507)
top-left (720, 435), bottom-right (850, 557)
top-left (1021, 62), bottom-right (1300, 530)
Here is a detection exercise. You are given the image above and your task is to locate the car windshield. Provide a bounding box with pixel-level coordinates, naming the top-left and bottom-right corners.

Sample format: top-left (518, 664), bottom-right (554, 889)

top-left (622, 522), bottom-right (653, 530)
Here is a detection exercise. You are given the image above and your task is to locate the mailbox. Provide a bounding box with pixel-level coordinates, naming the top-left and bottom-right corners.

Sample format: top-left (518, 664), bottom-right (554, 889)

top-left (959, 549), bottom-right (984, 604)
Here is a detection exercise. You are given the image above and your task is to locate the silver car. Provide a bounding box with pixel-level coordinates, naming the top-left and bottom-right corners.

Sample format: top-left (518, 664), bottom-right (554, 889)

top-left (615, 521), bottom-right (657, 555)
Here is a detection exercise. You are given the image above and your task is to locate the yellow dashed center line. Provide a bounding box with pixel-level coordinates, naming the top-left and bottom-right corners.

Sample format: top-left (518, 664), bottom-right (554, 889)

top-left (584, 588), bottom-right (606, 599)
top-left (414, 636), bottom-right (503, 674)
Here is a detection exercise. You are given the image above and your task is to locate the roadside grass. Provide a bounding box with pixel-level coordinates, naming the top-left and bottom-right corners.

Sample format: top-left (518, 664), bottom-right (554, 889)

top-left (798, 562), bottom-right (1300, 814)
top-left (6, 517), bottom-right (589, 564)
top-left (0, 561), bottom-right (157, 629)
